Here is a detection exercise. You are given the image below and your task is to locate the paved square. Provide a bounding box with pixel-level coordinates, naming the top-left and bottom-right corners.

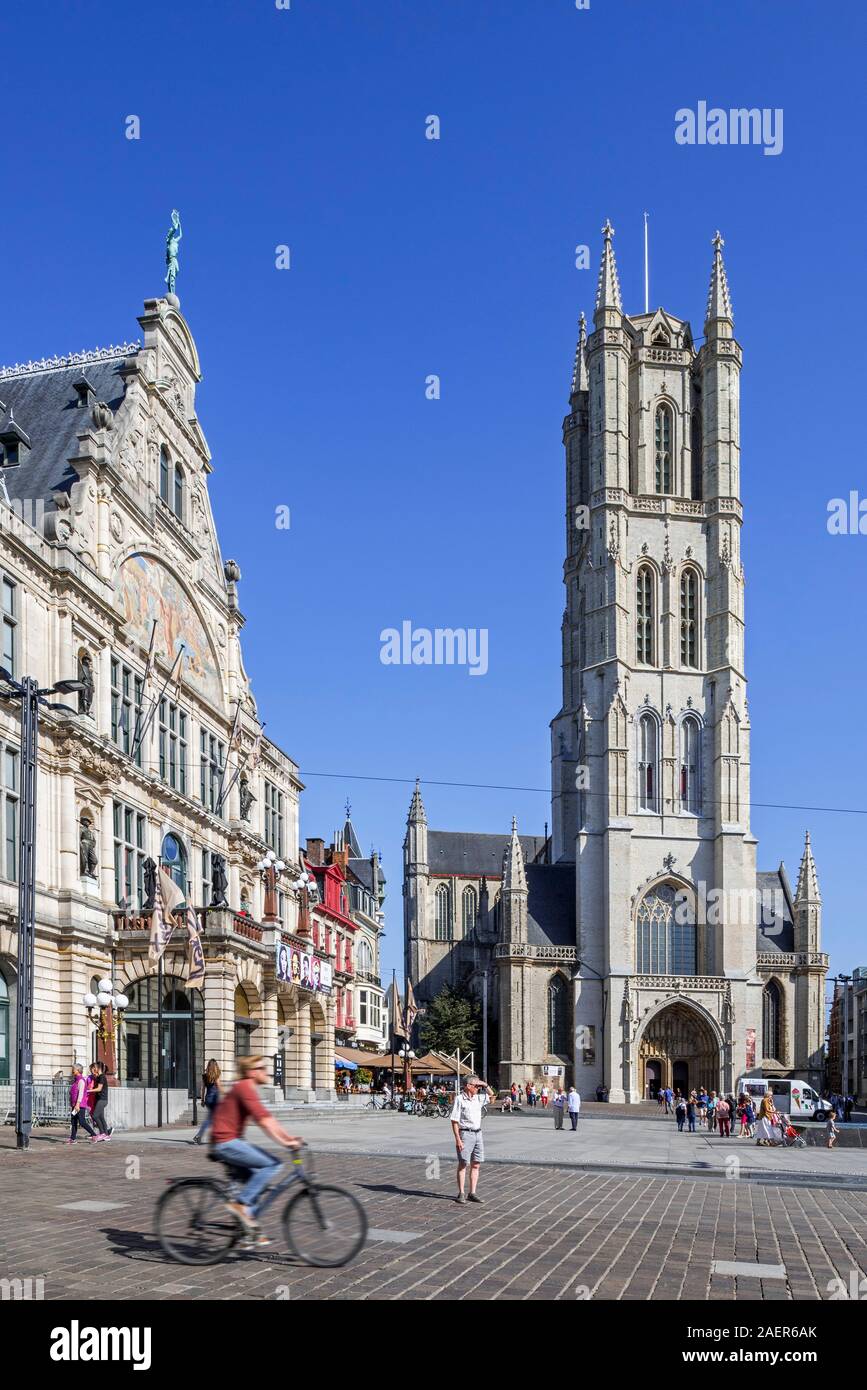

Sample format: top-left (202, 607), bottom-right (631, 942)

top-left (2, 1118), bottom-right (865, 1301)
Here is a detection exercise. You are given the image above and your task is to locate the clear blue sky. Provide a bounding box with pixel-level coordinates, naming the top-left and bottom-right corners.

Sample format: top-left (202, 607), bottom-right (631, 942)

top-left (3, 2), bottom-right (866, 987)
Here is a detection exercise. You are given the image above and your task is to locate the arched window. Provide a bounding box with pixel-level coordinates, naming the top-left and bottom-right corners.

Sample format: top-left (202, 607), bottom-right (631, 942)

top-left (762, 981), bottom-right (782, 1061)
top-left (654, 404), bottom-right (673, 494)
top-left (121, 972), bottom-right (203, 1093)
top-left (637, 712), bottom-right (658, 812)
top-left (680, 715), bottom-right (701, 815)
top-left (635, 883), bottom-right (696, 975)
top-left (461, 886), bottom-right (478, 939)
top-left (547, 974), bottom-right (570, 1055)
top-left (636, 565), bottom-right (655, 665)
top-left (690, 408), bottom-right (703, 499)
top-left (434, 883), bottom-right (452, 941)
top-left (680, 568), bottom-right (698, 667)
top-left (357, 939), bottom-right (373, 976)
top-left (173, 462), bottom-right (185, 521)
top-left (159, 447), bottom-right (170, 504)
top-left (161, 832), bottom-right (188, 896)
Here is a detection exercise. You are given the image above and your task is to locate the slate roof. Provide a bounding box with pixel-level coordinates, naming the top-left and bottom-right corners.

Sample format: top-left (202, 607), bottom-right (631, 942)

top-left (428, 830), bottom-right (547, 877)
top-left (0, 353), bottom-right (133, 513)
top-left (755, 868), bottom-right (794, 953)
top-left (526, 862), bottom-right (576, 947)
top-left (348, 855), bottom-right (386, 896)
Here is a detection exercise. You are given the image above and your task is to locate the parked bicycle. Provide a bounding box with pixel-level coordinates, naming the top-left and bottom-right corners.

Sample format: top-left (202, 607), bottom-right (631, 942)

top-left (156, 1144), bottom-right (368, 1268)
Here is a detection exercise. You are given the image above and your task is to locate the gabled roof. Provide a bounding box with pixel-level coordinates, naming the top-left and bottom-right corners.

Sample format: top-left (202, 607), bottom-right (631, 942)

top-left (428, 830), bottom-right (547, 877)
top-left (755, 868), bottom-right (794, 953)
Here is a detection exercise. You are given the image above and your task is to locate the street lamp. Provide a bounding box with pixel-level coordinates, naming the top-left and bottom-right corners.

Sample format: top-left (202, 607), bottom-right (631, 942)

top-left (398, 1043), bottom-right (416, 1094)
top-left (255, 848), bottom-right (286, 925)
top-left (83, 978), bottom-right (129, 1079)
top-left (0, 667), bottom-right (84, 1149)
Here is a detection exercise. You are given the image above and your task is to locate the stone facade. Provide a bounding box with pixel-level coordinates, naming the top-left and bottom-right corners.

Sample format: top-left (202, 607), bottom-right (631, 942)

top-left (403, 228), bottom-right (828, 1099)
top-left (0, 291), bottom-right (338, 1110)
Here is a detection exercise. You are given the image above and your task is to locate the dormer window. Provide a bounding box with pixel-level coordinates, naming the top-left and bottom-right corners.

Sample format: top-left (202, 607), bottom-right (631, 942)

top-left (651, 326), bottom-right (670, 345)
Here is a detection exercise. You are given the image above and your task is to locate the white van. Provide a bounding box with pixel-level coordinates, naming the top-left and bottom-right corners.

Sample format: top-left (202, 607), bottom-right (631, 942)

top-left (736, 1076), bottom-right (831, 1120)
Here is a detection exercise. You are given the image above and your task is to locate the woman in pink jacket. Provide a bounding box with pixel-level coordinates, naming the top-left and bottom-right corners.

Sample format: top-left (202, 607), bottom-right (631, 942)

top-left (67, 1065), bottom-right (97, 1143)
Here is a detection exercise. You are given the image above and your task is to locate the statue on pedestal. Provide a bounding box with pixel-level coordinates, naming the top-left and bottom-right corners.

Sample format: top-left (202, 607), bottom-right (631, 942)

top-left (165, 210), bottom-right (182, 297)
top-left (239, 772), bottom-right (255, 822)
top-left (79, 817), bottom-right (98, 878)
top-left (77, 652), bottom-right (94, 716)
top-left (142, 857), bottom-right (157, 912)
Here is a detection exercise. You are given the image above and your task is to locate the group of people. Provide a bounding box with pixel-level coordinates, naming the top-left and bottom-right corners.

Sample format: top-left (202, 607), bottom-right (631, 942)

top-left (666, 1087), bottom-right (753, 1137)
top-left (67, 1062), bottom-right (113, 1143)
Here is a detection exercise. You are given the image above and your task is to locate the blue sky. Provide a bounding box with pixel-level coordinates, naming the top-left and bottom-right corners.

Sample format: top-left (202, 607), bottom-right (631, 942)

top-left (3, 1), bottom-right (866, 986)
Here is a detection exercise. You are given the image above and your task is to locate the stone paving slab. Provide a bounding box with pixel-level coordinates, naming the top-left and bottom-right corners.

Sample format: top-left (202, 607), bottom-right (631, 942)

top-left (1, 1132), bottom-right (865, 1302)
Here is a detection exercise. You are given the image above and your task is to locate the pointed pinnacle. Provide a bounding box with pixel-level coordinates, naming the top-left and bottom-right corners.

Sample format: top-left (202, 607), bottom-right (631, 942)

top-left (408, 779), bottom-right (427, 823)
top-left (795, 828), bottom-right (821, 903)
top-left (502, 818), bottom-right (527, 892)
top-left (595, 220), bottom-right (622, 315)
top-left (570, 311), bottom-right (589, 396)
top-left (706, 229), bottom-right (733, 325)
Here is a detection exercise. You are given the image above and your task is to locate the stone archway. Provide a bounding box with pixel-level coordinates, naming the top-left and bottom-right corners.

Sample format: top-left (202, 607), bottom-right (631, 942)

top-left (637, 1001), bottom-right (722, 1097)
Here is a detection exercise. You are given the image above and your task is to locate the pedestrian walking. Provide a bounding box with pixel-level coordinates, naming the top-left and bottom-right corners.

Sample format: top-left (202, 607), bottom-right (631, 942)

top-left (88, 1061), bottom-right (112, 1140)
top-left (525, 1081), bottom-right (532, 1106)
top-left (663, 1086), bottom-right (673, 1115)
top-left (567, 1086), bottom-right (581, 1131)
top-left (528, 1083), bottom-right (537, 1108)
top-left (193, 1059), bottom-right (223, 1144)
top-left (686, 1095), bottom-right (697, 1132)
top-left (540, 1084), bottom-right (549, 1109)
top-left (716, 1096), bottom-right (731, 1137)
top-left (844, 1095), bottom-right (854, 1123)
top-left (450, 1075), bottom-right (493, 1204)
top-left (67, 1065), bottom-right (96, 1143)
top-left (826, 1113), bottom-right (838, 1149)
top-left (552, 1087), bottom-right (566, 1130)
top-left (706, 1091), bottom-right (717, 1133)
top-left (675, 1097), bottom-right (687, 1132)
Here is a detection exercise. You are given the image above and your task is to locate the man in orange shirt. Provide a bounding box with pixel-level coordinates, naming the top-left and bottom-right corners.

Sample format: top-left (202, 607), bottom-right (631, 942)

top-left (211, 1054), bottom-right (303, 1230)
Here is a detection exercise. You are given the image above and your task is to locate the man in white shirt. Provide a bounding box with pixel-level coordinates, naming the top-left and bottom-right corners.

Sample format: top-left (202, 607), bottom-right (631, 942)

top-left (567, 1086), bottom-right (581, 1131)
top-left (450, 1075), bottom-right (493, 1204)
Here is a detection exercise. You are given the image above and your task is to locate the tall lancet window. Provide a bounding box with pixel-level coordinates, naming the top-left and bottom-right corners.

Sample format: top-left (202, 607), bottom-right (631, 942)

top-left (547, 975), bottom-right (570, 1055)
top-left (461, 885), bottom-right (478, 939)
top-left (637, 711), bottom-right (658, 812)
top-left (680, 715), bottom-right (701, 815)
top-left (159, 447), bottom-right (171, 504)
top-left (680, 568), bottom-right (698, 667)
top-left (690, 408), bottom-right (703, 499)
top-left (762, 981), bottom-right (782, 1061)
top-left (636, 884), bottom-right (696, 975)
top-left (654, 404), bottom-right (673, 493)
top-left (434, 883), bottom-right (452, 941)
top-left (636, 565), bottom-right (655, 665)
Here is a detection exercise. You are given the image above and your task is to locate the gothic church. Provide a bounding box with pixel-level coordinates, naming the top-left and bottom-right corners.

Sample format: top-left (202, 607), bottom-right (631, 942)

top-left (403, 226), bottom-right (827, 1101)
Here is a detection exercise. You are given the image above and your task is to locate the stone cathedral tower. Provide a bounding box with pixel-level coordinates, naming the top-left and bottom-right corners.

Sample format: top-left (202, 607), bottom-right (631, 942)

top-left (403, 223), bottom-right (827, 1099)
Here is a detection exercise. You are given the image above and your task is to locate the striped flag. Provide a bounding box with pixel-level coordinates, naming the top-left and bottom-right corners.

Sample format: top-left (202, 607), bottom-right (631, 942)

top-left (149, 865), bottom-right (185, 965)
top-left (186, 906), bottom-right (206, 988)
top-left (404, 978), bottom-right (418, 1038)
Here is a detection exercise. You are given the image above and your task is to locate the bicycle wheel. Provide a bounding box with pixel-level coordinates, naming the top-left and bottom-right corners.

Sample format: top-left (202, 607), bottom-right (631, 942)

top-left (282, 1183), bottom-right (368, 1267)
top-left (156, 1179), bottom-right (242, 1265)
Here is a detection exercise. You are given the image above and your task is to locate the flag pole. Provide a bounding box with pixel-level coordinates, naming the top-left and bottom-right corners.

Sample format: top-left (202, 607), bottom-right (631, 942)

top-left (217, 721), bottom-right (266, 816)
top-left (130, 619), bottom-right (157, 755)
top-left (644, 211), bottom-right (649, 314)
top-left (390, 967), bottom-right (396, 1098)
top-left (132, 644), bottom-right (185, 761)
top-left (214, 698), bottom-right (242, 815)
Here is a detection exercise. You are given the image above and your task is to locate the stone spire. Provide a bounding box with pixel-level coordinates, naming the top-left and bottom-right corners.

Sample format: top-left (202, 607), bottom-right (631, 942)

top-left (570, 311), bottom-right (589, 398)
top-left (705, 230), bottom-right (733, 329)
top-left (502, 816), bottom-right (527, 893)
top-left (794, 830), bottom-right (821, 903)
top-left (594, 220), bottom-right (622, 321)
top-left (408, 778), bottom-right (426, 825)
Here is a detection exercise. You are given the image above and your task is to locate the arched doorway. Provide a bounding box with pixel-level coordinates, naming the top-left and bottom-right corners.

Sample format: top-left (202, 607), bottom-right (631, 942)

top-left (121, 974), bottom-right (203, 1095)
top-left (638, 1002), bottom-right (721, 1097)
top-left (645, 1059), bottom-right (662, 1099)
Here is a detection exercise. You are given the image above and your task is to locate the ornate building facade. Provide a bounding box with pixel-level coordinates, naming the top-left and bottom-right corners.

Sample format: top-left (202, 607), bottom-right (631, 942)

top-left (404, 227), bottom-right (828, 1099)
top-left (0, 286), bottom-right (338, 1116)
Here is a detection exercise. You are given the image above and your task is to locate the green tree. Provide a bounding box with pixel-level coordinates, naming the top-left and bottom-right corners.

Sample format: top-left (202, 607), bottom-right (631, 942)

top-left (418, 984), bottom-right (480, 1056)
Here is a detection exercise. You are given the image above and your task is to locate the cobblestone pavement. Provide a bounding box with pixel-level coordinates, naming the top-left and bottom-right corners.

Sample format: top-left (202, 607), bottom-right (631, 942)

top-left (2, 1132), bottom-right (866, 1301)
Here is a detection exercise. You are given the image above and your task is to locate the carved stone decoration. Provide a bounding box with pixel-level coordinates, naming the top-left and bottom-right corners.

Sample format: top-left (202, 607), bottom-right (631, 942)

top-left (662, 528), bottom-right (674, 573)
top-left (79, 816), bottom-right (99, 878)
top-left (110, 510), bottom-right (124, 543)
top-left (607, 519), bottom-right (619, 561)
top-left (91, 401), bottom-right (114, 431)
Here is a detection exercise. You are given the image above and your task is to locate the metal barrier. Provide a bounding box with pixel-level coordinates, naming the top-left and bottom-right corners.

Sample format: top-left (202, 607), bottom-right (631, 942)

top-left (2, 1078), bottom-right (69, 1127)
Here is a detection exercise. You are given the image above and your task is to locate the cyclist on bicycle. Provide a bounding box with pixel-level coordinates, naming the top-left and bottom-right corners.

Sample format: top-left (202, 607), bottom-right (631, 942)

top-left (210, 1054), bottom-right (302, 1235)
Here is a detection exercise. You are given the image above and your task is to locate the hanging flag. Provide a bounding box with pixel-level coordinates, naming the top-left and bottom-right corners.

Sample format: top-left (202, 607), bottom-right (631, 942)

top-left (186, 906), bottom-right (206, 988)
top-left (149, 865), bottom-right (185, 965)
top-left (247, 726), bottom-right (263, 770)
top-left (404, 978), bottom-right (418, 1037)
top-left (390, 984), bottom-right (405, 1041)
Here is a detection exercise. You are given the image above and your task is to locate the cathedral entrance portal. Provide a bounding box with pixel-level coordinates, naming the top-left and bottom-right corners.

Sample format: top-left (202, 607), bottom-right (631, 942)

top-left (637, 1002), bottom-right (721, 1098)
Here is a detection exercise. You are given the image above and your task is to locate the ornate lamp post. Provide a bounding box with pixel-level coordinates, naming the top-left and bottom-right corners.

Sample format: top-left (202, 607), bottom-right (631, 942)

top-left (398, 1042), bottom-right (416, 1094)
top-left (256, 849), bottom-right (286, 924)
top-left (83, 977), bottom-right (129, 1083)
